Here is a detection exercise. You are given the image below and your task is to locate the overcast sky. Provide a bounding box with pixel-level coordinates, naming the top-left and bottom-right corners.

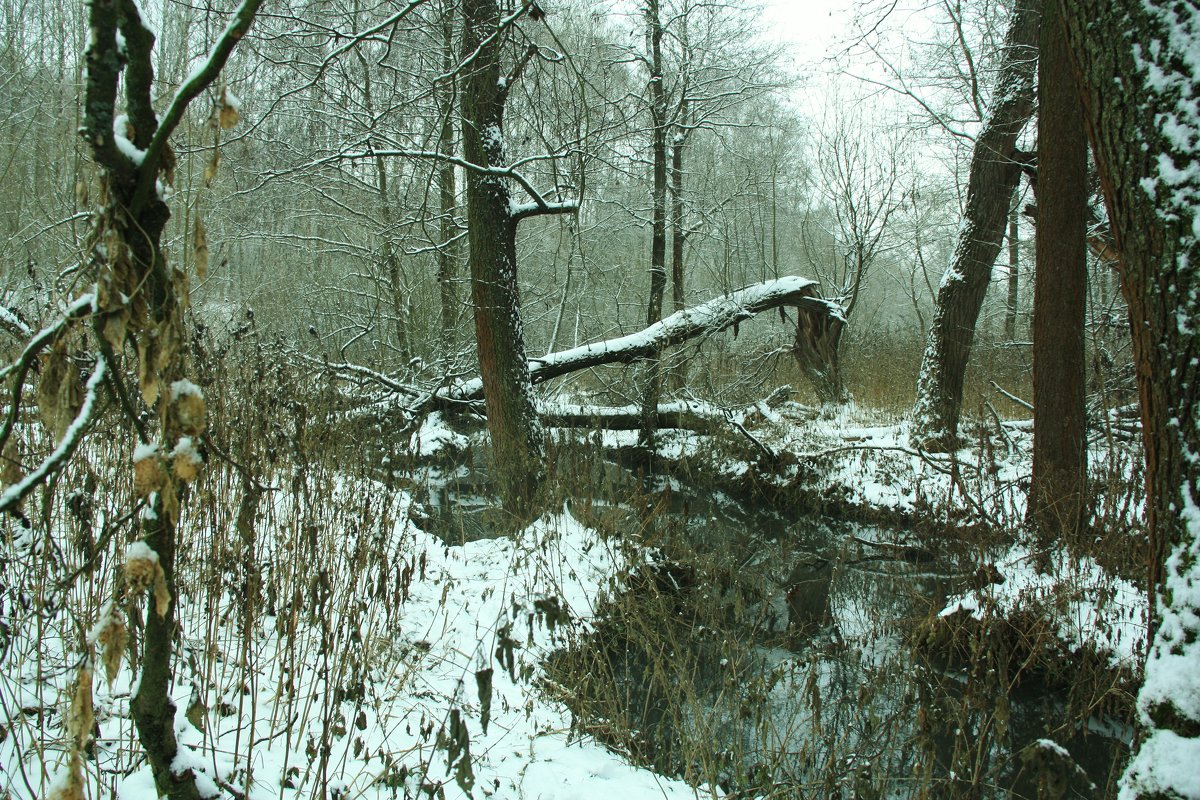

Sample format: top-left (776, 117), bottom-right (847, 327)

top-left (760, 0), bottom-right (858, 67)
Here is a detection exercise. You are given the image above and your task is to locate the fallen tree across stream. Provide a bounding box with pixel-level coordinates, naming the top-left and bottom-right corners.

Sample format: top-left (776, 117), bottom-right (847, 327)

top-left (311, 276), bottom-right (844, 421)
top-left (442, 276), bottom-right (843, 403)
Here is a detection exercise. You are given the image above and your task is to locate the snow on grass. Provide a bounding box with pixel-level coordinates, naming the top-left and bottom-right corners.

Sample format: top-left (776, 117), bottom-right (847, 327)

top-left (410, 411), bottom-right (470, 457)
top-left (939, 544), bottom-right (1148, 670)
top-left (1, 467), bottom-right (711, 800)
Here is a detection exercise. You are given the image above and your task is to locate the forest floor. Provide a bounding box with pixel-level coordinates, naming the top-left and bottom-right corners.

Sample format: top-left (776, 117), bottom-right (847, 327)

top-left (0, 398), bottom-right (1148, 799)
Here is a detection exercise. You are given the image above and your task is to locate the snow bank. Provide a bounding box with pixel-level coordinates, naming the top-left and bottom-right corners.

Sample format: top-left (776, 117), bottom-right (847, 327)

top-left (939, 544), bottom-right (1147, 669)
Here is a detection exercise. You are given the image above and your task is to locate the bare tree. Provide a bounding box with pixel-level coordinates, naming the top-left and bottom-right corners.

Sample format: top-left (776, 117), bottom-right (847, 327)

top-left (910, 0), bottom-right (1039, 449)
top-left (798, 107), bottom-right (907, 404)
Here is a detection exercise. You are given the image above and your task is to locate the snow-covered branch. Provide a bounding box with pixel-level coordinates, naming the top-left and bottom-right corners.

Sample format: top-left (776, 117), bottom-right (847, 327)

top-left (0, 294), bottom-right (97, 470)
top-left (307, 148), bottom-right (576, 221)
top-left (132, 0), bottom-right (265, 210)
top-left (0, 306), bottom-right (31, 340)
top-left (446, 276), bottom-right (830, 402)
top-left (0, 354), bottom-right (106, 516)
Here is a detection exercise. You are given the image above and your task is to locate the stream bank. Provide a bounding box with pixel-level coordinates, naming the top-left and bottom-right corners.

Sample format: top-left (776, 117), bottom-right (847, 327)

top-left (410, 438), bottom-right (1136, 799)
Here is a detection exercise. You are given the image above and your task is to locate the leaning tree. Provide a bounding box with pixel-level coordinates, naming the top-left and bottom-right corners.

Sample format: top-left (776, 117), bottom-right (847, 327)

top-left (910, 0), bottom-right (1039, 450)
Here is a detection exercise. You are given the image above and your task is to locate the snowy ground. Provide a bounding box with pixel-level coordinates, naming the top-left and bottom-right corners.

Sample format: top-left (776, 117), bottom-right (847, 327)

top-left (0, 467), bottom-right (711, 800)
top-left (0, 401), bottom-right (1148, 799)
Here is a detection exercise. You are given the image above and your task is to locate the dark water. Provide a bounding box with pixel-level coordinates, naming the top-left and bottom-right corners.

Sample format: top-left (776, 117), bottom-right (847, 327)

top-left (416, 458), bottom-right (1130, 799)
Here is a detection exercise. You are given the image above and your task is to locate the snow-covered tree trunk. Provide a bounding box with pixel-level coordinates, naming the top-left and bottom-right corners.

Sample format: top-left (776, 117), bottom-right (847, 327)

top-left (639, 0), bottom-right (669, 448)
top-left (461, 0), bottom-right (546, 514)
top-left (1059, 2), bottom-right (1200, 796)
top-left (910, 0), bottom-right (1039, 450)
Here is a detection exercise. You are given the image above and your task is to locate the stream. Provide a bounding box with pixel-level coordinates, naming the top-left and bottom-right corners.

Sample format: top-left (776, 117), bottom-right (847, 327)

top-left (415, 453), bottom-right (1130, 799)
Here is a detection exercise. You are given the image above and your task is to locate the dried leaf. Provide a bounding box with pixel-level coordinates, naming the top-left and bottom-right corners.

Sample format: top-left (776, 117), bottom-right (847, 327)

top-left (161, 143), bottom-right (177, 186)
top-left (97, 614), bottom-right (129, 687)
top-left (173, 451), bottom-right (202, 482)
top-left (193, 217), bottom-right (209, 280)
top-left (155, 322), bottom-right (181, 373)
top-left (475, 668), bottom-right (493, 734)
top-left (202, 149), bottom-right (220, 187)
top-left (219, 103), bottom-right (240, 130)
top-left (173, 266), bottom-right (192, 311)
top-left (153, 568), bottom-right (171, 617)
top-left (137, 337), bottom-right (160, 407)
top-left (218, 87), bottom-right (242, 129)
top-left (101, 309), bottom-right (130, 352)
top-left (125, 548), bottom-right (161, 595)
top-left (75, 179), bottom-right (89, 208)
top-left (186, 693), bottom-right (207, 733)
top-left (66, 664), bottom-right (94, 751)
top-left (173, 386), bottom-right (207, 436)
top-left (161, 480), bottom-right (181, 524)
top-left (133, 456), bottom-right (166, 497)
top-left (36, 344), bottom-right (82, 442)
top-left (2, 435), bottom-right (22, 488)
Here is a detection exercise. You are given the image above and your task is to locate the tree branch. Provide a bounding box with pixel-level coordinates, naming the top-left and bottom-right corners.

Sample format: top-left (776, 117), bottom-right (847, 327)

top-left (132, 0), bottom-right (266, 213)
top-left (0, 354), bottom-right (106, 517)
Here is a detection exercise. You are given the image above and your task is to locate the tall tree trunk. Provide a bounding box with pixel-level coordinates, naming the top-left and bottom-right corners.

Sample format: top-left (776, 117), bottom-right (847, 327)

top-left (670, 121), bottom-right (687, 313)
top-left (1005, 204), bottom-right (1020, 340)
top-left (639, 0), bottom-right (668, 447)
top-left (461, 0), bottom-right (544, 514)
top-left (911, 0), bottom-right (1039, 450)
top-left (372, 143), bottom-right (411, 363)
top-left (437, 0), bottom-right (459, 346)
top-left (359, 50), bottom-right (410, 363)
top-left (1027, 0), bottom-right (1088, 554)
top-left (666, 116), bottom-right (688, 390)
top-left (1058, 3), bottom-right (1200, 797)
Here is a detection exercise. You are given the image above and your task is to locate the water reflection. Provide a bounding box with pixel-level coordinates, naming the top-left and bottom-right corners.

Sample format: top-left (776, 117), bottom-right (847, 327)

top-left (421, 461), bottom-right (1127, 799)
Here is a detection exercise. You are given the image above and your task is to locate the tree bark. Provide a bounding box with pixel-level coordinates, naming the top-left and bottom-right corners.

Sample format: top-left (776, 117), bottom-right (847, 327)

top-left (1027, 0), bottom-right (1088, 553)
top-left (461, 0), bottom-right (545, 514)
top-left (670, 120), bottom-right (687, 314)
top-left (1005, 204), bottom-right (1020, 340)
top-left (1058, 3), bottom-right (1200, 797)
top-left (792, 303), bottom-right (848, 407)
top-left (911, 0), bottom-right (1040, 450)
top-left (437, 0), bottom-right (459, 346)
top-left (639, 0), bottom-right (669, 447)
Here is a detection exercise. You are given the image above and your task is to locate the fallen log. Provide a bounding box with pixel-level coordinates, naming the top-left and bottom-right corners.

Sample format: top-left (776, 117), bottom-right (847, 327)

top-left (540, 404), bottom-right (716, 431)
top-left (315, 277), bottom-right (842, 421)
top-left (537, 386), bottom-right (795, 432)
top-left (443, 276), bottom-right (839, 403)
